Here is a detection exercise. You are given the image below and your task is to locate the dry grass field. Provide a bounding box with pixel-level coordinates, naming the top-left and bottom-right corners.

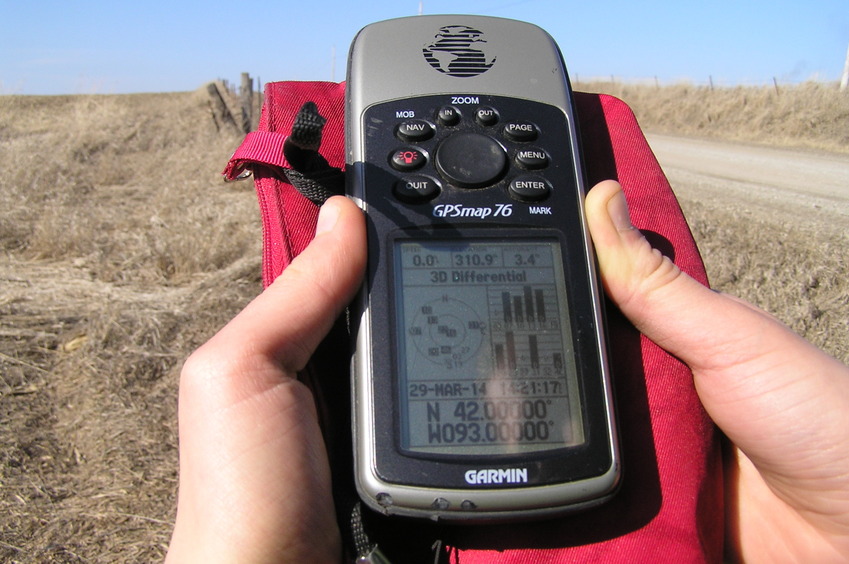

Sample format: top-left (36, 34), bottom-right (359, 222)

top-left (1, 82), bottom-right (847, 561)
top-left (583, 80), bottom-right (849, 153)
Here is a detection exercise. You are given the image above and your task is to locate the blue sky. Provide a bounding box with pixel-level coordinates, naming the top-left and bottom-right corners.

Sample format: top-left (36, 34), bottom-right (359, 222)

top-left (2, 0), bottom-right (847, 94)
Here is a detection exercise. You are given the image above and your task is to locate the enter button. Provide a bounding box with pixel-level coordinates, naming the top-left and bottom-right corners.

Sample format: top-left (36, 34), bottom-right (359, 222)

top-left (508, 176), bottom-right (552, 201)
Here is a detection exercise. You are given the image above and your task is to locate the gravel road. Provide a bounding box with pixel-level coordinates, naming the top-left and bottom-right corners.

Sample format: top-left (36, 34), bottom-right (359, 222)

top-left (643, 134), bottom-right (848, 364)
top-left (645, 134), bottom-right (849, 237)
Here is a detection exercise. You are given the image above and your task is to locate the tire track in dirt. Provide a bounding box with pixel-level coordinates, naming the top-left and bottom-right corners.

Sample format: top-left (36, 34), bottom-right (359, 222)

top-left (646, 133), bottom-right (849, 237)
top-left (644, 134), bottom-right (849, 365)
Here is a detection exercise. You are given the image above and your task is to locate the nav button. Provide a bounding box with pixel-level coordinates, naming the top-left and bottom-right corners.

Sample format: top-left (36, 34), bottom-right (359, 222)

top-left (394, 175), bottom-right (441, 203)
top-left (396, 119), bottom-right (435, 142)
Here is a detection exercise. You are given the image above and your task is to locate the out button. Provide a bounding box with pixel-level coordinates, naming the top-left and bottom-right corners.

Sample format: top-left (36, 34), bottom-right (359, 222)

top-left (475, 106), bottom-right (499, 126)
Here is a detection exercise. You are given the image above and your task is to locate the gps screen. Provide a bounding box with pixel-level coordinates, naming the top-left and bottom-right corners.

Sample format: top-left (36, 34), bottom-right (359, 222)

top-left (394, 238), bottom-right (586, 456)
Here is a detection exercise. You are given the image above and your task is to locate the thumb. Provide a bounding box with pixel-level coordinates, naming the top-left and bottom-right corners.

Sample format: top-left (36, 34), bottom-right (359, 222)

top-left (584, 179), bottom-right (726, 365)
top-left (585, 180), bottom-right (849, 512)
top-left (210, 195), bottom-right (367, 375)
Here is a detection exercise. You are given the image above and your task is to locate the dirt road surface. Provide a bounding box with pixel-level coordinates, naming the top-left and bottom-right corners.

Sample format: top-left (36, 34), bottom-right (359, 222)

top-left (642, 133), bottom-right (848, 365)
top-left (646, 133), bottom-right (849, 237)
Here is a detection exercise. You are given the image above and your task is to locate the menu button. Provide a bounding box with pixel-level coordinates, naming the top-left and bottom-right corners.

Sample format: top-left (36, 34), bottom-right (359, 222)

top-left (515, 148), bottom-right (549, 170)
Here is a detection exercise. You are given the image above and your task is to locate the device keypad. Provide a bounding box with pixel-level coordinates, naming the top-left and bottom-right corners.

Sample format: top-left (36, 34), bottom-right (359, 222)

top-left (374, 95), bottom-right (572, 205)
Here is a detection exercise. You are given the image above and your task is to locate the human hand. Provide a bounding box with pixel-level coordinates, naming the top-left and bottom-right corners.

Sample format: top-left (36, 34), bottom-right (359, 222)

top-left (167, 180), bottom-right (849, 563)
top-left (585, 180), bottom-right (849, 562)
top-left (165, 196), bottom-right (366, 564)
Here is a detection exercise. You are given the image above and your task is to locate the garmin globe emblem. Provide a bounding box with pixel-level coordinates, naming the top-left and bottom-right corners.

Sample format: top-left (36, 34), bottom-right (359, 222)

top-left (423, 25), bottom-right (496, 77)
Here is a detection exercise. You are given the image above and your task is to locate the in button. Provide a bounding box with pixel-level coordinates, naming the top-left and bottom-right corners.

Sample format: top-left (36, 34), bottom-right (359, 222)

top-left (437, 105), bottom-right (461, 126)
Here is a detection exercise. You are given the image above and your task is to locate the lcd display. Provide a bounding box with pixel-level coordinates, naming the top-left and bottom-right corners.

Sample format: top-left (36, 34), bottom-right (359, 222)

top-left (395, 238), bottom-right (586, 456)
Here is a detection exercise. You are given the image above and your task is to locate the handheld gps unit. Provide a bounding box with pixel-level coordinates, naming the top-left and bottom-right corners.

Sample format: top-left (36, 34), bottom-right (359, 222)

top-left (346, 15), bottom-right (620, 522)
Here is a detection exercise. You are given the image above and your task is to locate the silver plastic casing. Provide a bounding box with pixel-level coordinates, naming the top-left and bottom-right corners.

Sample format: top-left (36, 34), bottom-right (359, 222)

top-left (347, 16), bottom-right (571, 136)
top-left (346, 15), bottom-right (619, 522)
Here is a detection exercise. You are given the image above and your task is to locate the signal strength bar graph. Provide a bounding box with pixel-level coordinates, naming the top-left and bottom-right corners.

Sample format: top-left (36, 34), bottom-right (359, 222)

top-left (496, 285), bottom-right (553, 328)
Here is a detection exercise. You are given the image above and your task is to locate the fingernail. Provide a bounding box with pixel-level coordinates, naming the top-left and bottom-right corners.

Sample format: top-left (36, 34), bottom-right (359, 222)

top-left (607, 189), bottom-right (635, 232)
top-left (315, 200), bottom-right (341, 236)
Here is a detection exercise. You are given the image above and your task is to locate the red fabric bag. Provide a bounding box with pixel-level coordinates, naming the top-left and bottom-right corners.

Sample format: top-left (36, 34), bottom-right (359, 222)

top-left (224, 81), bottom-right (723, 563)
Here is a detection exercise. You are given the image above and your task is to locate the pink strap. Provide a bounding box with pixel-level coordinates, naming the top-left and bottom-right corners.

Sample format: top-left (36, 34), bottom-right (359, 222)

top-left (223, 131), bottom-right (290, 179)
top-left (223, 81), bottom-right (345, 286)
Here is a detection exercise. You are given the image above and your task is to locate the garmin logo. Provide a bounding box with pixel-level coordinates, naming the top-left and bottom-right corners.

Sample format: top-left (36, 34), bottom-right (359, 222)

top-left (422, 25), bottom-right (497, 78)
top-left (464, 468), bottom-right (529, 485)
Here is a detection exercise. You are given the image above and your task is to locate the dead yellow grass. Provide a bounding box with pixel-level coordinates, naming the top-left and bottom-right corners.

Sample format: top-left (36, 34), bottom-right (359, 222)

top-left (576, 80), bottom-right (849, 154)
top-left (0, 82), bottom-right (846, 561)
top-left (1, 87), bottom-right (261, 561)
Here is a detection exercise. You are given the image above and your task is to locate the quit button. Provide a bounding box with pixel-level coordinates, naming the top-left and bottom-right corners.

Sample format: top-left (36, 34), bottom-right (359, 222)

top-left (394, 175), bottom-right (441, 203)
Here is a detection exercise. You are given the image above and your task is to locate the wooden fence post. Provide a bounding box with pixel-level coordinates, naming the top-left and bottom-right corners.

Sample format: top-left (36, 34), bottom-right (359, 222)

top-left (240, 72), bottom-right (254, 133)
top-left (206, 82), bottom-right (239, 134)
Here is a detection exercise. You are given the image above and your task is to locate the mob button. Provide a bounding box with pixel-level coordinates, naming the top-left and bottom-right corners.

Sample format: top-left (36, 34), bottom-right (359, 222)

top-left (396, 119), bottom-right (435, 142)
top-left (394, 175), bottom-right (441, 203)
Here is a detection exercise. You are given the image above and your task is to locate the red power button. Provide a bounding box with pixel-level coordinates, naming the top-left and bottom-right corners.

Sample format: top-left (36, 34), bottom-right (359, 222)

top-left (390, 147), bottom-right (427, 171)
